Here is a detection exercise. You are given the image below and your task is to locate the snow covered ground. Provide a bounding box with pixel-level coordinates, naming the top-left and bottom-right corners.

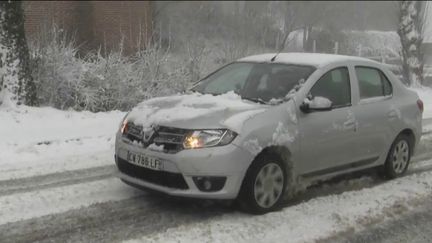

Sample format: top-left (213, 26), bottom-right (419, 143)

top-left (1, 89), bottom-right (432, 242)
top-left (0, 106), bottom-right (125, 180)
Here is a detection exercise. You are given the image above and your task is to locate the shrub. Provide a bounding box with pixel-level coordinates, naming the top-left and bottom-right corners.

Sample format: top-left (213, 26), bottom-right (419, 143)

top-left (29, 26), bottom-right (193, 112)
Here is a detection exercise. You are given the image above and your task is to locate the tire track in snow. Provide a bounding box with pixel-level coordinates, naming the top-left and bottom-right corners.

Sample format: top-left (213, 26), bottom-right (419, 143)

top-left (0, 178), bottom-right (144, 226)
top-left (0, 152), bottom-right (114, 182)
top-left (123, 162), bottom-right (432, 243)
top-left (320, 194), bottom-right (432, 243)
top-left (0, 165), bottom-right (115, 196)
top-left (0, 195), bottom-right (229, 243)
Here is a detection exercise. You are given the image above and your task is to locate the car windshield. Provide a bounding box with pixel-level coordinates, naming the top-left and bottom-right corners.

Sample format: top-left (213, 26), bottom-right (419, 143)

top-left (191, 62), bottom-right (316, 103)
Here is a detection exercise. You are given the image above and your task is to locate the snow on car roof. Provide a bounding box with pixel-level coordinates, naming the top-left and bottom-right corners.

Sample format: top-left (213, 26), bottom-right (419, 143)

top-left (237, 52), bottom-right (378, 68)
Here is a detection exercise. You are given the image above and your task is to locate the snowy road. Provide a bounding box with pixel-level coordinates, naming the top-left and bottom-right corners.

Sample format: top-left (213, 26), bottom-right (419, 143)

top-left (1, 107), bottom-right (432, 242)
top-left (324, 195), bottom-right (432, 243)
top-left (0, 135), bottom-right (431, 242)
top-left (424, 117), bottom-right (432, 129)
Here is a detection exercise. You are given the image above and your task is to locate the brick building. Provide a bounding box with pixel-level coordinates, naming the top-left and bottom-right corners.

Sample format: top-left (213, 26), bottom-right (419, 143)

top-left (23, 1), bottom-right (153, 55)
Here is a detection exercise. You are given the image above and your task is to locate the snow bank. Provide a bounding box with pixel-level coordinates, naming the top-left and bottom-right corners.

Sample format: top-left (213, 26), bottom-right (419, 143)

top-left (0, 106), bottom-right (125, 180)
top-left (343, 30), bottom-right (401, 57)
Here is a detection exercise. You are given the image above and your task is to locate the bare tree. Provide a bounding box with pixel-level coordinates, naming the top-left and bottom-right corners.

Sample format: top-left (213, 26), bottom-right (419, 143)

top-left (398, 1), bottom-right (426, 87)
top-left (0, 1), bottom-right (37, 107)
top-left (297, 1), bottom-right (333, 52)
top-left (272, 2), bottom-right (302, 51)
top-left (271, 1), bottom-right (346, 52)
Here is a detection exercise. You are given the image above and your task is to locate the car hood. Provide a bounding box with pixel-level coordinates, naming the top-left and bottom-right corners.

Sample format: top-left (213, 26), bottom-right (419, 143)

top-left (126, 91), bottom-right (268, 133)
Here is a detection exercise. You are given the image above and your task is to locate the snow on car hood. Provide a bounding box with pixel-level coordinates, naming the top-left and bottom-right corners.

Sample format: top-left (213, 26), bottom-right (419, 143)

top-left (127, 91), bottom-right (267, 132)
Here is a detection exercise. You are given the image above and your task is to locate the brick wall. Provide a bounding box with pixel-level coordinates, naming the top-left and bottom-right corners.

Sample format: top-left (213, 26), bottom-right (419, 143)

top-left (23, 1), bottom-right (77, 35)
top-left (91, 1), bottom-right (152, 54)
top-left (23, 1), bottom-right (152, 55)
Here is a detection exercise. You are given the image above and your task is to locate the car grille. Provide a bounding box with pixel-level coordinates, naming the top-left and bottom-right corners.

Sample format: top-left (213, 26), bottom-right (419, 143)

top-left (117, 157), bottom-right (189, 190)
top-left (124, 123), bottom-right (188, 153)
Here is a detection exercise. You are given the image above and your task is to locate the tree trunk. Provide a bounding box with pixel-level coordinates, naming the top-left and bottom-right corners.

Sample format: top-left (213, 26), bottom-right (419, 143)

top-left (302, 26), bottom-right (313, 52)
top-left (397, 1), bottom-right (424, 87)
top-left (0, 1), bottom-right (37, 107)
top-left (302, 26), bottom-right (307, 52)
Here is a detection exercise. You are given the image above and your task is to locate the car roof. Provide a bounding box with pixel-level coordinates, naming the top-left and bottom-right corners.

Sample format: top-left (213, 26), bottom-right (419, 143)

top-left (237, 52), bottom-right (380, 68)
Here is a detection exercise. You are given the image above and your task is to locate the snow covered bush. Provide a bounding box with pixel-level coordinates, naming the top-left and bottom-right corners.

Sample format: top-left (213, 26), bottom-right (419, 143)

top-left (28, 26), bottom-right (193, 112)
top-left (342, 31), bottom-right (401, 58)
top-left (29, 26), bottom-right (86, 110)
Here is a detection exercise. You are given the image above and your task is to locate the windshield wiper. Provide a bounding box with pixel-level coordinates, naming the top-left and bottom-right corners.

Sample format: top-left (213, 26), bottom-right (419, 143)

top-left (242, 97), bottom-right (267, 104)
top-left (189, 89), bottom-right (202, 94)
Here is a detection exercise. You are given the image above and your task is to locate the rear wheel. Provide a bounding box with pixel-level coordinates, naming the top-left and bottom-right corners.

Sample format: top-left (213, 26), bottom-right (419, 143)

top-left (383, 134), bottom-right (411, 179)
top-left (238, 153), bottom-right (287, 214)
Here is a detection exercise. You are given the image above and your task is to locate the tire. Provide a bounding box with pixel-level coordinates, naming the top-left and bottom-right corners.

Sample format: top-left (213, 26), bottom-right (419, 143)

top-left (383, 134), bottom-right (411, 179)
top-left (237, 153), bottom-right (287, 214)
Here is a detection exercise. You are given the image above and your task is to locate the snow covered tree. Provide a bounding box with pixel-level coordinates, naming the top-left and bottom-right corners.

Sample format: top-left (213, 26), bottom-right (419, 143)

top-left (397, 1), bottom-right (425, 87)
top-left (0, 1), bottom-right (37, 107)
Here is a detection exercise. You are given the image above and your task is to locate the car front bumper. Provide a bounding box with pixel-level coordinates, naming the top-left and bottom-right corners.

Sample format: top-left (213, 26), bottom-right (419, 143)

top-left (114, 136), bottom-right (254, 199)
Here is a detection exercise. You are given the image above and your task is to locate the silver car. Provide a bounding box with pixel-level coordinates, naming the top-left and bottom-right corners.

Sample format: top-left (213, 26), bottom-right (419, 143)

top-left (115, 53), bottom-right (423, 214)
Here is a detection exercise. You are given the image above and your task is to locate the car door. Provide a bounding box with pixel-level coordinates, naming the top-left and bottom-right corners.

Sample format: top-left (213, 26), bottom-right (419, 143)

top-left (350, 65), bottom-right (395, 162)
top-left (298, 66), bottom-right (359, 176)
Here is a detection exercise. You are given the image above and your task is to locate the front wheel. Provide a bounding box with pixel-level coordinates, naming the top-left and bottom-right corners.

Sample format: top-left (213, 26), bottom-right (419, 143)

top-left (383, 134), bottom-right (411, 179)
top-left (238, 153), bottom-right (287, 214)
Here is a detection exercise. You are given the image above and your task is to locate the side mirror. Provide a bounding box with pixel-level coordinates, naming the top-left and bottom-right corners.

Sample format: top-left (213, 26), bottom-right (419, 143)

top-left (235, 83), bottom-right (242, 93)
top-left (300, 96), bottom-right (332, 113)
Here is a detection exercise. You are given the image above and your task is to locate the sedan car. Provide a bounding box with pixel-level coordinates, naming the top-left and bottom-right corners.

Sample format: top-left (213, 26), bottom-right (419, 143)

top-left (115, 53), bottom-right (423, 214)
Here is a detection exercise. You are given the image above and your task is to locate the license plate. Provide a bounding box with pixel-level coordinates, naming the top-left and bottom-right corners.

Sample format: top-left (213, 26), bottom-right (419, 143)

top-left (126, 151), bottom-right (164, 171)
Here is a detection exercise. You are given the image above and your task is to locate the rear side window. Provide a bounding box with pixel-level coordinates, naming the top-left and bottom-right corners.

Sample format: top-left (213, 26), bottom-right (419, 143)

top-left (309, 67), bottom-right (351, 108)
top-left (355, 67), bottom-right (392, 99)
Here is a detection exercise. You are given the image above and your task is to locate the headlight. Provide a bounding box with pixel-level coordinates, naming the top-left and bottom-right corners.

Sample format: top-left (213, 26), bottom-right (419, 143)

top-left (183, 129), bottom-right (237, 149)
top-left (120, 119), bottom-right (128, 134)
top-left (119, 113), bottom-right (129, 134)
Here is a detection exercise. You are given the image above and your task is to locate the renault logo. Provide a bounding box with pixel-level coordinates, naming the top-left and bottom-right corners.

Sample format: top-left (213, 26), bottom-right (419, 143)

top-left (142, 125), bottom-right (156, 143)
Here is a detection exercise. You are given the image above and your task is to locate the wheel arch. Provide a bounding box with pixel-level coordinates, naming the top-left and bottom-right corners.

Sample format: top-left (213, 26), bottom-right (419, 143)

top-left (382, 128), bottom-right (414, 179)
top-left (397, 128), bottom-right (416, 154)
top-left (385, 128), bottom-right (416, 165)
top-left (259, 145), bottom-right (292, 169)
top-left (244, 145), bottom-right (297, 197)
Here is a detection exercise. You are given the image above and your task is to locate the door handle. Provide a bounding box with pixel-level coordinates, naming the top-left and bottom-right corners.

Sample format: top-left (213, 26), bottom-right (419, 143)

top-left (388, 110), bottom-right (399, 120)
top-left (343, 120), bottom-right (357, 131)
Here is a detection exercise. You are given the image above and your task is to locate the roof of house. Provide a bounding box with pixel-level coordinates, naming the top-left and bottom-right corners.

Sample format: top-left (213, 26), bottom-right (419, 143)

top-left (238, 53), bottom-right (379, 68)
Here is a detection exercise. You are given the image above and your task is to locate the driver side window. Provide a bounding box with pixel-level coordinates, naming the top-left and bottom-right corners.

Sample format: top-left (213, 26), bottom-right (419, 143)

top-left (309, 67), bottom-right (351, 108)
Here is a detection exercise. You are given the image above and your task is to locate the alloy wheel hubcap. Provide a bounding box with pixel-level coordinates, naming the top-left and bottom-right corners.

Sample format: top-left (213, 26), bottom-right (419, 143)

top-left (392, 140), bottom-right (409, 174)
top-left (254, 163), bottom-right (284, 208)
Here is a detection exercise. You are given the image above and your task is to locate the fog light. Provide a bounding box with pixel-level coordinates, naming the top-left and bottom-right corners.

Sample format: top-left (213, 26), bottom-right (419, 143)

top-left (193, 176), bottom-right (226, 192)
